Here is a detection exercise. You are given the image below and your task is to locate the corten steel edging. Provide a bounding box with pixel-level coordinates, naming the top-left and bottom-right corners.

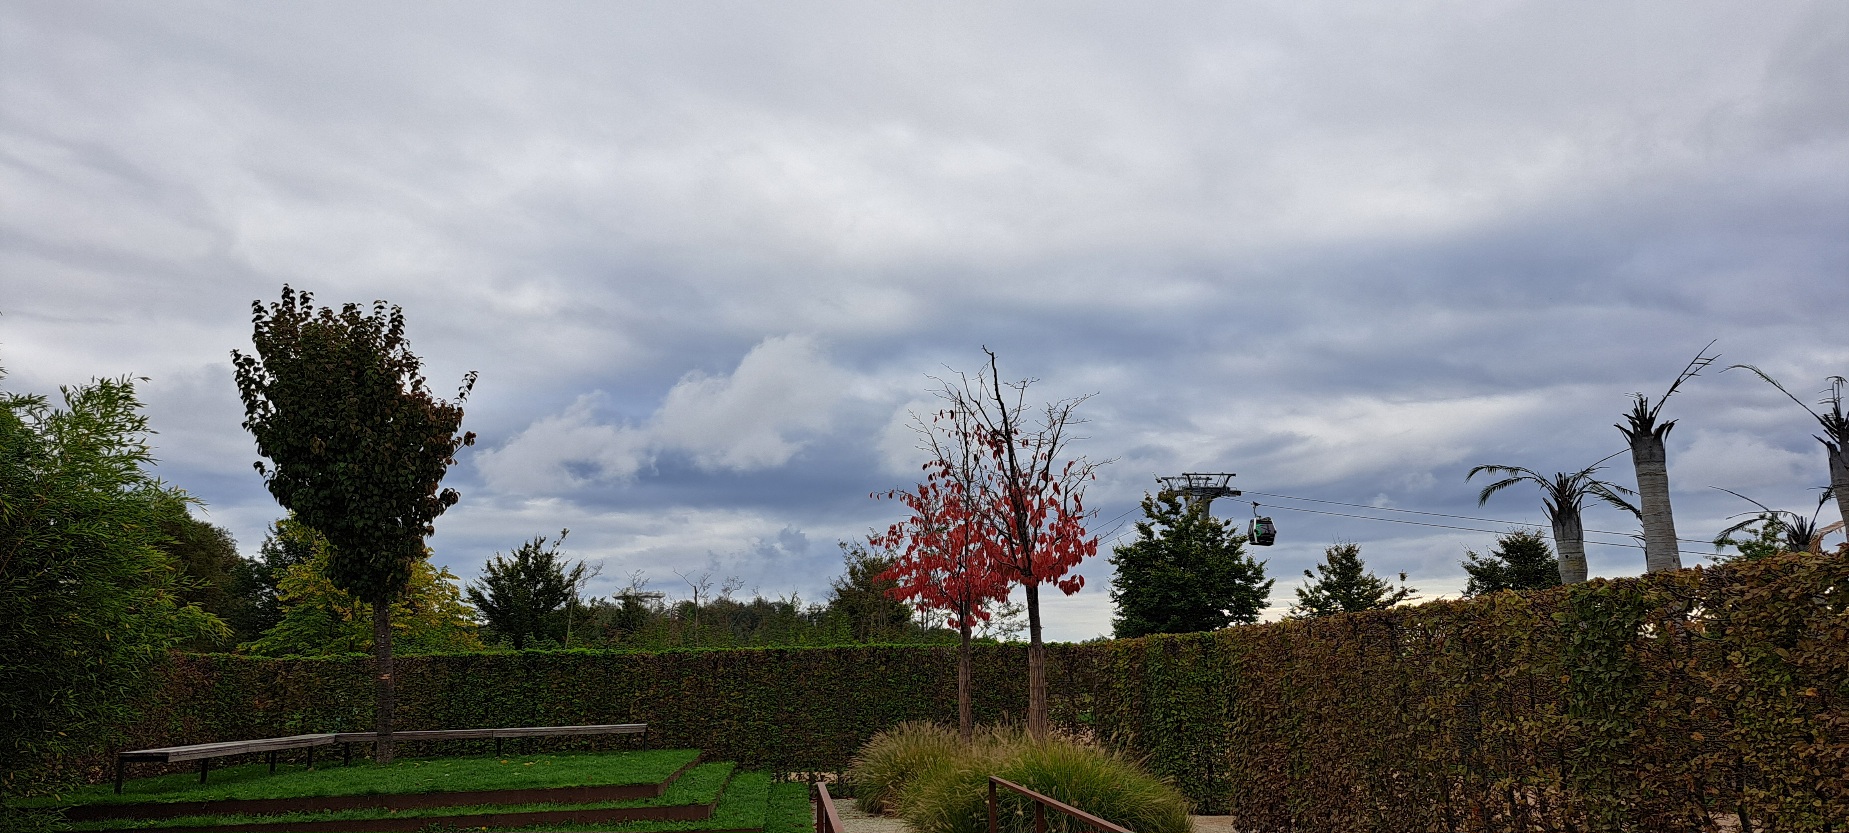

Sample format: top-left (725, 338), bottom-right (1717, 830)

top-left (987, 776), bottom-right (1135, 833)
top-left (813, 781), bottom-right (845, 833)
top-left (69, 756), bottom-right (700, 821)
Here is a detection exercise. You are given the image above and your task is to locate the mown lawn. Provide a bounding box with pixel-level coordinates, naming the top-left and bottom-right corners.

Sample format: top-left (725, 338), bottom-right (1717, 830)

top-left (64, 761), bottom-right (736, 831)
top-left (37, 748), bottom-right (701, 808)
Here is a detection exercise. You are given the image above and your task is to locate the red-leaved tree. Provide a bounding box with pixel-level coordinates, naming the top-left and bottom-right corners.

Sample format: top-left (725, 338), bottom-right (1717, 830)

top-left (874, 405), bottom-right (1012, 743)
top-left (884, 348), bottom-right (1103, 740)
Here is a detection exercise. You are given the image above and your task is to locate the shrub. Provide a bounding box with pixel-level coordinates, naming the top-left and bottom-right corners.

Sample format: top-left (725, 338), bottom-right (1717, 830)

top-left (874, 727), bottom-right (1191, 833)
top-left (847, 721), bottom-right (965, 814)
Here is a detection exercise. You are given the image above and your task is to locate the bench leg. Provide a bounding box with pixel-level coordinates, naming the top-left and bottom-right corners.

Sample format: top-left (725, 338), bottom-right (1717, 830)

top-left (496, 737), bottom-right (503, 757)
top-left (344, 742), bottom-right (352, 767)
top-left (199, 759), bottom-right (210, 785)
top-left (114, 759), bottom-right (126, 795)
top-left (307, 744), bottom-right (315, 770)
top-left (268, 751), bottom-right (277, 774)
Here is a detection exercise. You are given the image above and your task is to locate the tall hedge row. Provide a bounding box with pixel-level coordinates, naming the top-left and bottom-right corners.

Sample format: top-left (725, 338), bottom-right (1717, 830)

top-left (1085, 551), bottom-right (1846, 830)
top-left (78, 552), bottom-right (1843, 832)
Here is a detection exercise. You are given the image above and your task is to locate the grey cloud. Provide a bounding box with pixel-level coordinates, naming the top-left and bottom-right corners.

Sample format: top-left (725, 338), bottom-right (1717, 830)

top-left (4, 1), bottom-right (1845, 640)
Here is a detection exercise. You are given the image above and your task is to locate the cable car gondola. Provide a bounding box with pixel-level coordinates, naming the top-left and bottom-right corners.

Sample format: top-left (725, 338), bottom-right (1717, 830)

top-left (1248, 503), bottom-right (1276, 546)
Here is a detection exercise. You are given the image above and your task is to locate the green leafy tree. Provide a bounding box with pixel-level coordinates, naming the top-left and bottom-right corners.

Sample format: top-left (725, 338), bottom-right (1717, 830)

top-left (1109, 492), bottom-right (1273, 638)
top-left (243, 535), bottom-right (481, 656)
top-left (0, 374), bottom-right (226, 799)
top-left (1289, 542), bottom-right (1416, 618)
top-left (1461, 529), bottom-right (1560, 596)
top-left (232, 286), bottom-right (476, 762)
top-left (1711, 515), bottom-right (1792, 562)
top-left (464, 531), bottom-right (587, 650)
top-left (224, 515), bottom-right (323, 642)
top-left (157, 511), bottom-right (246, 649)
top-left (825, 540), bottom-right (914, 642)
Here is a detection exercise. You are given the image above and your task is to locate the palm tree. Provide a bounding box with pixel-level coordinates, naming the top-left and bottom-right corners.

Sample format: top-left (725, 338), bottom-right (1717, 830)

top-left (1726, 367), bottom-right (1849, 539)
top-left (1617, 343), bottom-right (1718, 573)
top-left (1711, 487), bottom-right (1832, 556)
top-left (1468, 462), bottom-right (1638, 584)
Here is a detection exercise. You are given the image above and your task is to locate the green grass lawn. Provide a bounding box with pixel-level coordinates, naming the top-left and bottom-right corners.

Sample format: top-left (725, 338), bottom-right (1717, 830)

top-left (40, 748), bottom-right (701, 809)
top-left (492, 771), bottom-right (806, 833)
top-left (64, 761), bottom-right (736, 831)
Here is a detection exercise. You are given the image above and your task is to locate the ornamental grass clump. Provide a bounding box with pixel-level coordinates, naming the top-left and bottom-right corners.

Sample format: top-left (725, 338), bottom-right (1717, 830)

top-left (847, 721), bottom-right (966, 814)
top-left (857, 725), bottom-right (1192, 833)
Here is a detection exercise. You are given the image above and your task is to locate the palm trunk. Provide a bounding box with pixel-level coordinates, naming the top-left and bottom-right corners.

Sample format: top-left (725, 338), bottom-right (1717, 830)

top-left (957, 618), bottom-right (973, 745)
top-left (1550, 508), bottom-right (1588, 585)
top-left (1024, 582), bottom-right (1046, 741)
top-left (1629, 435), bottom-right (1684, 572)
top-left (1828, 443), bottom-right (1849, 546)
top-left (373, 600), bottom-right (395, 764)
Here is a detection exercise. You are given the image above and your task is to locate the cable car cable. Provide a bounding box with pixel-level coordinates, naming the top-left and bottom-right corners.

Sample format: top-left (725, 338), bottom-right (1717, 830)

top-left (1245, 490), bottom-right (1715, 544)
top-left (1238, 499), bottom-right (1714, 558)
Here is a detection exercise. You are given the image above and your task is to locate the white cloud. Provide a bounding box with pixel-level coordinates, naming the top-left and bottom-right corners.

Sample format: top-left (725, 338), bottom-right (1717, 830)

top-left (478, 335), bottom-right (850, 494)
top-left (651, 335), bottom-right (845, 470)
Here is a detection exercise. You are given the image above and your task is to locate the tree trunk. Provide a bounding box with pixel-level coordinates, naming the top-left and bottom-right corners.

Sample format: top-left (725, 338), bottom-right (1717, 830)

top-left (957, 618), bottom-right (973, 745)
top-left (1629, 435), bottom-right (1684, 572)
top-left (1024, 582), bottom-right (1046, 741)
top-left (1550, 508), bottom-right (1588, 585)
top-left (1828, 442), bottom-right (1849, 546)
top-left (373, 599), bottom-right (395, 764)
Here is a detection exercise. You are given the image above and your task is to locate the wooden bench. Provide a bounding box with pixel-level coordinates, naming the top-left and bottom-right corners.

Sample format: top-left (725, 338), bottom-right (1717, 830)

top-left (330, 723), bottom-right (649, 764)
top-left (114, 733), bottom-right (336, 793)
top-left (112, 724), bottom-right (646, 794)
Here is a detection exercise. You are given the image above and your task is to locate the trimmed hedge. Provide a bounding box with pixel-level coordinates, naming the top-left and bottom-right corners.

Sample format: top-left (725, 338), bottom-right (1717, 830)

top-left (1086, 550), bottom-right (1847, 829)
top-left (58, 552), bottom-right (1846, 832)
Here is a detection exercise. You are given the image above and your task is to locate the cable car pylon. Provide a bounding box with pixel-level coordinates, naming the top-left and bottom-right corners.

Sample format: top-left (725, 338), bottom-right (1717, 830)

top-left (1154, 472), bottom-right (1275, 546)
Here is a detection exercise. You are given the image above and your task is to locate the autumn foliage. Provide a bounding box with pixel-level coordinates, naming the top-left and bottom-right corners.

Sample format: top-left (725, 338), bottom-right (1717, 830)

top-left (877, 349), bottom-right (1102, 740)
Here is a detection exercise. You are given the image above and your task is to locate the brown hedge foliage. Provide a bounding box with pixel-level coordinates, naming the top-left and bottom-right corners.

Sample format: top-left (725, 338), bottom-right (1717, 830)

top-left (60, 552), bottom-right (1844, 832)
top-left (1085, 550), bottom-right (1846, 831)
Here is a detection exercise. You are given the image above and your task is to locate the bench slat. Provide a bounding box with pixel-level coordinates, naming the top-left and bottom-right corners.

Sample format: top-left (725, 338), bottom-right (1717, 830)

top-left (121, 734), bottom-right (336, 762)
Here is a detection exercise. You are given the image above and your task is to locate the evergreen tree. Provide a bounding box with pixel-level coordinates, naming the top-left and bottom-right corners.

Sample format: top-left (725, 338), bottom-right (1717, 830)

top-left (464, 531), bottom-right (586, 650)
top-left (1290, 542), bottom-right (1415, 617)
top-left (825, 541), bottom-right (914, 642)
top-left (1460, 529), bottom-right (1560, 596)
top-left (1109, 492), bottom-right (1273, 638)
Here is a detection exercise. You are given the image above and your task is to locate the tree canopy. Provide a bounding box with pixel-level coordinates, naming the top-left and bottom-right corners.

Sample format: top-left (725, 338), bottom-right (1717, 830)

top-left (1110, 492), bottom-right (1272, 638)
top-left (1290, 542), bottom-right (1416, 618)
top-left (231, 286), bottom-right (476, 762)
top-left (1461, 529), bottom-right (1560, 596)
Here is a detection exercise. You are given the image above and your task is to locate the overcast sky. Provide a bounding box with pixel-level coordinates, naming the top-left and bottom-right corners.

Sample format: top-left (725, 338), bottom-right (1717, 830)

top-left (4, 1), bottom-right (1845, 640)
